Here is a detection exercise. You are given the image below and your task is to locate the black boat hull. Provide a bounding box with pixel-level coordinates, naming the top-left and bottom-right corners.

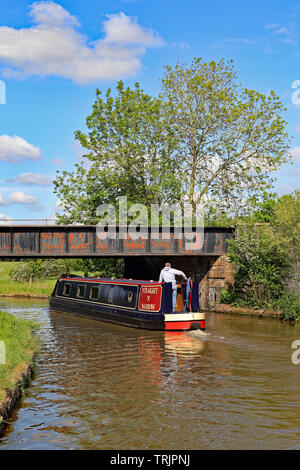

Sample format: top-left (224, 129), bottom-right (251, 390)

top-left (50, 297), bottom-right (166, 330)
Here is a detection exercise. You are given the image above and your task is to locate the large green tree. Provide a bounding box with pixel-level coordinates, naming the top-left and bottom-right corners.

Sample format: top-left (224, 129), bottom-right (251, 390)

top-left (160, 58), bottom-right (291, 215)
top-left (54, 58), bottom-right (290, 224)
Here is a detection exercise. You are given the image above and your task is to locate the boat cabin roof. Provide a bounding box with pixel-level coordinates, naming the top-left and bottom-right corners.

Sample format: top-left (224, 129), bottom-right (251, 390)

top-left (59, 276), bottom-right (163, 286)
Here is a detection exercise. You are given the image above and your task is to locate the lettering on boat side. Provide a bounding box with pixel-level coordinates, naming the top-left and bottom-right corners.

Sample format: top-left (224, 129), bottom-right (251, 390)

top-left (109, 453), bottom-right (191, 467)
top-left (291, 340), bottom-right (300, 365)
top-left (0, 340), bottom-right (6, 364)
top-left (138, 285), bottom-right (162, 312)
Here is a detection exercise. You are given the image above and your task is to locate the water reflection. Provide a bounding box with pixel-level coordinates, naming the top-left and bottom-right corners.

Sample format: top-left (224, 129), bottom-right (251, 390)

top-left (0, 299), bottom-right (299, 450)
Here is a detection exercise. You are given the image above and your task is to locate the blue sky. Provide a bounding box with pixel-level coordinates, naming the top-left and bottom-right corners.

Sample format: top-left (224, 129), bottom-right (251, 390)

top-left (0, 0), bottom-right (300, 222)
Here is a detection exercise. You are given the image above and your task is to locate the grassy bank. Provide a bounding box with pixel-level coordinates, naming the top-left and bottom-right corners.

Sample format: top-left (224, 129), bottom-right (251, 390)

top-left (0, 262), bottom-right (56, 297)
top-left (0, 311), bottom-right (39, 430)
top-left (0, 261), bottom-right (83, 297)
top-left (211, 303), bottom-right (282, 318)
top-left (220, 288), bottom-right (300, 322)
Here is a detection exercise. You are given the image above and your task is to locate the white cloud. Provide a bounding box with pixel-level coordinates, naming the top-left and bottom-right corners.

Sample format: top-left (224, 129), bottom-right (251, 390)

top-left (30, 1), bottom-right (80, 27)
top-left (47, 199), bottom-right (64, 223)
top-left (210, 36), bottom-right (278, 54)
top-left (212, 20), bottom-right (298, 53)
top-left (171, 41), bottom-right (190, 50)
top-left (54, 199), bottom-right (63, 210)
top-left (0, 213), bottom-right (13, 225)
top-left (264, 21), bottom-right (297, 45)
top-left (8, 191), bottom-right (38, 205)
top-left (278, 182), bottom-right (300, 194)
top-left (265, 23), bottom-right (281, 31)
top-left (0, 191), bottom-right (44, 211)
top-left (0, 135), bottom-right (42, 163)
top-left (290, 146), bottom-right (300, 161)
top-left (102, 12), bottom-right (162, 46)
top-left (52, 157), bottom-right (63, 166)
top-left (0, 2), bottom-right (163, 84)
top-left (210, 37), bottom-right (262, 49)
top-left (6, 172), bottom-right (52, 186)
top-left (72, 140), bottom-right (86, 160)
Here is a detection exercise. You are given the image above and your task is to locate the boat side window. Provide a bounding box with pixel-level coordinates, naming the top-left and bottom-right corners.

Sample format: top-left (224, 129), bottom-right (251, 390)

top-left (90, 286), bottom-right (99, 300)
top-left (118, 286), bottom-right (137, 308)
top-left (98, 284), bottom-right (114, 304)
top-left (63, 283), bottom-right (71, 296)
top-left (77, 285), bottom-right (86, 298)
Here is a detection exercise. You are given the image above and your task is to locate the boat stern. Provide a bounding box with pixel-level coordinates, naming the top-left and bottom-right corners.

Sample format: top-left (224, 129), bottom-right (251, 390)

top-left (164, 312), bottom-right (205, 331)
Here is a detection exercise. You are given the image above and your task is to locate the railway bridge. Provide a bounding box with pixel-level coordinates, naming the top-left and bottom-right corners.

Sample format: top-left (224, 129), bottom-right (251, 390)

top-left (0, 225), bottom-right (235, 308)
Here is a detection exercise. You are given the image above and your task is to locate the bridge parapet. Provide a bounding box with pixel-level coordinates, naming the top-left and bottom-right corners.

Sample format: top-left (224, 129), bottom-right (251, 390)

top-left (0, 226), bottom-right (234, 258)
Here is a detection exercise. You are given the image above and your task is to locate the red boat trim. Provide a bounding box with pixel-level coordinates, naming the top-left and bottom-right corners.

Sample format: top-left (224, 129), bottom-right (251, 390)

top-left (165, 320), bottom-right (205, 331)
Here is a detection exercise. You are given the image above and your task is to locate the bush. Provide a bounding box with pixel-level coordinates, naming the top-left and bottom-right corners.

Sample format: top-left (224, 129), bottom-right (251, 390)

top-left (220, 288), bottom-right (236, 304)
top-left (75, 258), bottom-right (124, 278)
top-left (275, 292), bottom-right (300, 322)
top-left (228, 223), bottom-right (291, 308)
top-left (9, 260), bottom-right (44, 282)
top-left (8, 258), bottom-right (125, 282)
top-left (42, 260), bottom-right (67, 278)
top-left (9, 259), bottom-right (69, 282)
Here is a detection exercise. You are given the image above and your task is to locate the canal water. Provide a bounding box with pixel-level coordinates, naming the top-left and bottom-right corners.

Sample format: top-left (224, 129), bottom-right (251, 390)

top-left (0, 298), bottom-right (299, 450)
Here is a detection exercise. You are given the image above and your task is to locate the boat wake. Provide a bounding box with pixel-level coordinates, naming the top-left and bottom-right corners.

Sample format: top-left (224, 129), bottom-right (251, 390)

top-left (187, 329), bottom-right (209, 339)
top-left (186, 329), bottom-right (230, 344)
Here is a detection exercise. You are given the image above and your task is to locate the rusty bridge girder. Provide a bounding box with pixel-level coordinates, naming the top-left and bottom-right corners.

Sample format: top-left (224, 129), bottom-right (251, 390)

top-left (0, 226), bottom-right (234, 258)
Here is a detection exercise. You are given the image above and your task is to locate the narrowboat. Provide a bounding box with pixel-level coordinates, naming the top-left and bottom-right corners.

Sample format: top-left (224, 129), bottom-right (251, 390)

top-left (50, 275), bottom-right (205, 331)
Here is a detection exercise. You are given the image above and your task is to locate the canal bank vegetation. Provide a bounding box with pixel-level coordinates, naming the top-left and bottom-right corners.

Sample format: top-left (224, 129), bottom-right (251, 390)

top-left (0, 259), bottom-right (81, 297)
top-left (221, 191), bottom-right (300, 322)
top-left (0, 311), bottom-right (39, 431)
top-left (0, 258), bottom-right (124, 297)
top-left (0, 261), bottom-right (56, 297)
